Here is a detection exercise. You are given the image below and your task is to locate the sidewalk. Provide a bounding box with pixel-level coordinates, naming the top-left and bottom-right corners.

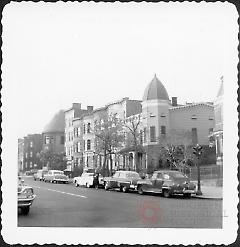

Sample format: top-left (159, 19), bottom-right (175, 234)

top-left (192, 185), bottom-right (223, 200)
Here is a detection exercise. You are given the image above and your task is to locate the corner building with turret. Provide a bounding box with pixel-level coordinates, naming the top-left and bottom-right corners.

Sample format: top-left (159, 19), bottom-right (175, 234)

top-left (128, 75), bottom-right (215, 172)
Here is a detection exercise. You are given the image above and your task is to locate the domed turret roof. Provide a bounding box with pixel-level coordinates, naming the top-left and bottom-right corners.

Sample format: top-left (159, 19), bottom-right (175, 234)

top-left (43, 110), bottom-right (65, 133)
top-left (143, 74), bottom-right (169, 101)
top-left (217, 80), bottom-right (224, 97)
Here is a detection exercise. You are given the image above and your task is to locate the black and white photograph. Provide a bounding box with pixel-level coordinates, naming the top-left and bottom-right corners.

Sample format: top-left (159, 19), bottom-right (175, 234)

top-left (1, 1), bottom-right (238, 245)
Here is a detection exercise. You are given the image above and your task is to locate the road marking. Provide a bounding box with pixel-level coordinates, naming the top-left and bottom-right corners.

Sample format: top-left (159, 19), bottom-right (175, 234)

top-left (31, 185), bottom-right (87, 198)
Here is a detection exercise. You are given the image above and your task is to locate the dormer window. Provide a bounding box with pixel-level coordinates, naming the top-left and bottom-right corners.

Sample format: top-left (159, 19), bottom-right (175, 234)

top-left (161, 113), bottom-right (166, 117)
top-left (150, 113), bottom-right (156, 118)
top-left (191, 115), bottom-right (197, 120)
top-left (209, 116), bottom-right (214, 120)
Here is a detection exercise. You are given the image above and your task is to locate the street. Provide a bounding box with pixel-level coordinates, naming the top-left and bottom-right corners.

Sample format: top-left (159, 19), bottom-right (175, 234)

top-left (18, 177), bottom-right (222, 228)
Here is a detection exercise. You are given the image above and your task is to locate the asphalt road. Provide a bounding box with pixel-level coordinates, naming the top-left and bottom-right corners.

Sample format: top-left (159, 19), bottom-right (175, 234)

top-left (18, 176), bottom-right (222, 228)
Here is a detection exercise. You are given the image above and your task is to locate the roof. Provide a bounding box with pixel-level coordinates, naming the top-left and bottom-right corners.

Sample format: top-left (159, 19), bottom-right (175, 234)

top-left (117, 145), bottom-right (145, 154)
top-left (169, 102), bottom-right (214, 111)
top-left (43, 110), bottom-right (65, 133)
top-left (143, 74), bottom-right (169, 101)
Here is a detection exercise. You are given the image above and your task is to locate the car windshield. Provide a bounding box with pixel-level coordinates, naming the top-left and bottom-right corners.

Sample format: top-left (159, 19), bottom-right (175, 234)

top-left (126, 173), bottom-right (140, 178)
top-left (170, 172), bottom-right (186, 178)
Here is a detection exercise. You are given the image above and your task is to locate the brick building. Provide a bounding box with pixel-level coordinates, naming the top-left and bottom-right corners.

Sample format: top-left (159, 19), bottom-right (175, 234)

top-left (42, 110), bottom-right (65, 154)
top-left (18, 134), bottom-right (43, 172)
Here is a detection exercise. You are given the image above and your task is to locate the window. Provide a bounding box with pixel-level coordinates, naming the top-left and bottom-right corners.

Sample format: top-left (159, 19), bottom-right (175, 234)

top-left (191, 114), bottom-right (197, 120)
top-left (150, 126), bottom-right (156, 142)
top-left (77, 142), bottom-right (81, 152)
top-left (191, 128), bottom-right (198, 145)
top-left (61, 136), bottom-right (64, 144)
top-left (77, 127), bottom-right (81, 136)
top-left (25, 162), bottom-right (28, 168)
top-left (83, 124), bottom-right (86, 134)
top-left (157, 173), bottom-right (164, 179)
top-left (45, 136), bottom-right (51, 144)
top-left (209, 116), bottom-right (214, 120)
top-left (161, 126), bottom-right (166, 135)
top-left (87, 140), bottom-right (91, 150)
top-left (113, 172), bottom-right (120, 178)
top-left (30, 151), bottom-right (33, 158)
top-left (161, 113), bottom-right (166, 118)
top-left (30, 161), bottom-right (33, 168)
top-left (83, 140), bottom-right (86, 151)
top-left (151, 172), bottom-right (158, 179)
top-left (30, 142), bottom-right (33, 148)
top-left (87, 123), bottom-right (91, 133)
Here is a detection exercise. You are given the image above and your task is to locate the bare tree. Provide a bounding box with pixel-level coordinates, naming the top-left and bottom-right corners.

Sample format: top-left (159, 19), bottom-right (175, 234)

top-left (158, 129), bottom-right (192, 169)
top-left (94, 114), bottom-right (125, 176)
top-left (123, 114), bottom-right (142, 172)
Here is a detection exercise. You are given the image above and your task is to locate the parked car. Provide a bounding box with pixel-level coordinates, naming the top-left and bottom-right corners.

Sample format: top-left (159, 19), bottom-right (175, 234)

top-left (136, 170), bottom-right (196, 198)
top-left (44, 170), bottom-right (69, 184)
top-left (75, 172), bottom-right (104, 188)
top-left (18, 178), bottom-right (36, 215)
top-left (33, 169), bottom-right (48, 181)
top-left (104, 171), bottom-right (141, 192)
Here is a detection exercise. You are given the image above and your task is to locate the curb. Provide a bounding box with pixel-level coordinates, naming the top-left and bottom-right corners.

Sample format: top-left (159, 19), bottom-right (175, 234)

top-left (192, 195), bottom-right (223, 200)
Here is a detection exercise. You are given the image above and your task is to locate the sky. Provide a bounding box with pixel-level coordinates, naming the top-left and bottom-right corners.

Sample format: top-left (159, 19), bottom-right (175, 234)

top-left (2, 2), bottom-right (237, 138)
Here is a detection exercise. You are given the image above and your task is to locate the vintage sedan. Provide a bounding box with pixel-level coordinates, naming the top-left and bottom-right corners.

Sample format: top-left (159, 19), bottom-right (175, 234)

top-left (44, 170), bottom-right (69, 184)
top-left (137, 170), bottom-right (196, 198)
top-left (75, 172), bottom-right (104, 188)
top-left (104, 171), bottom-right (141, 192)
top-left (34, 169), bottom-right (48, 181)
top-left (18, 179), bottom-right (36, 215)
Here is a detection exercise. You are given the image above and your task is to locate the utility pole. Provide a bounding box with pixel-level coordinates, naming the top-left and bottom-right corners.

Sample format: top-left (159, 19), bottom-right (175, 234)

top-left (193, 144), bottom-right (203, 195)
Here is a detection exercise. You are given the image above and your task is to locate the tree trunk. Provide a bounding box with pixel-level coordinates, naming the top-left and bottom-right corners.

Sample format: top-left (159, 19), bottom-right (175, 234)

top-left (109, 153), bottom-right (113, 176)
top-left (135, 151), bottom-right (139, 173)
top-left (103, 149), bottom-right (107, 177)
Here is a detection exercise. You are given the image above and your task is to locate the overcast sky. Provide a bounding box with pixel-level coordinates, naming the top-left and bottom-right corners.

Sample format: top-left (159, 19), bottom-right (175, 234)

top-left (2, 2), bottom-right (237, 138)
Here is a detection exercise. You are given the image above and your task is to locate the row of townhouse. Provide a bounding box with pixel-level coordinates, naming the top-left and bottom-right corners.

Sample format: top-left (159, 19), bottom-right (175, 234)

top-left (18, 75), bottom-right (223, 173)
top-left (64, 75), bottom-right (222, 173)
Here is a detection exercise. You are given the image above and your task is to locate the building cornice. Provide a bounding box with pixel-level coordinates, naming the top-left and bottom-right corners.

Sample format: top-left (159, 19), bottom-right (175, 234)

top-left (169, 102), bottom-right (214, 111)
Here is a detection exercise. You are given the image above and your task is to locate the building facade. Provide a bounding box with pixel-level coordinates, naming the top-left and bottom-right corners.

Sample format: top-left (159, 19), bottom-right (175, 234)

top-left (18, 134), bottom-right (43, 172)
top-left (212, 77), bottom-right (223, 165)
top-left (64, 103), bottom-right (93, 171)
top-left (69, 75), bottom-right (215, 174)
top-left (42, 110), bottom-right (65, 154)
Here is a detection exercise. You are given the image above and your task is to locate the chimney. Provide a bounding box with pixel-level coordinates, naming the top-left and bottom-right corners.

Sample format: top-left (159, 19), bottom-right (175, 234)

top-left (172, 97), bottom-right (177, 106)
top-left (72, 103), bottom-right (81, 109)
top-left (87, 105), bottom-right (94, 112)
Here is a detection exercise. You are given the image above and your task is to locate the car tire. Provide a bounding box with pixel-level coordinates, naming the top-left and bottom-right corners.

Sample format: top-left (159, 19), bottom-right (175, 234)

top-left (137, 185), bottom-right (144, 195)
top-left (86, 183), bottom-right (90, 188)
top-left (183, 193), bottom-right (191, 198)
top-left (75, 182), bottom-right (79, 187)
top-left (163, 189), bottom-right (171, 198)
top-left (122, 186), bottom-right (128, 193)
top-left (104, 182), bottom-right (109, 190)
top-left (21, 206), bottom-right (30, 215)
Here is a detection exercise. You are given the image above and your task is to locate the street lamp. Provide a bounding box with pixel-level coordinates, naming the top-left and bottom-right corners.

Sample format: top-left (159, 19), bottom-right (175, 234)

top-left (193, 144), bottom-right (203, 195)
